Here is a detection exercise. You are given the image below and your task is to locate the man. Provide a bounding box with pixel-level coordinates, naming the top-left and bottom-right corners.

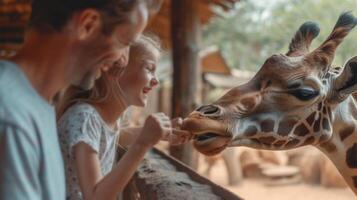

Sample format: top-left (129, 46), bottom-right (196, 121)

top-left (0, 0), bottom-right (160, 199)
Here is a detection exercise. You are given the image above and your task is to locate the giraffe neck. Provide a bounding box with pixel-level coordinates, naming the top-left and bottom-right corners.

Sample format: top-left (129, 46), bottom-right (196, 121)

top-left (317, 96), bottom-right (357, 195)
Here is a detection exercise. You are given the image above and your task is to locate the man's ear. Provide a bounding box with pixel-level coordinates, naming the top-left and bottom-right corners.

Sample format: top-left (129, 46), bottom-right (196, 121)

top-left (334, 56), bottom-right (357, 97)
top-left (75, 9), bottom-right (102, 40)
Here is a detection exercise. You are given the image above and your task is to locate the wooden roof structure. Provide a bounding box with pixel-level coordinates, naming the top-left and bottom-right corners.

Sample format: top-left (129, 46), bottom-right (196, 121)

top-left (200, 46), bottom-right (231, 75)
top-left (0, 0), bottom-right (238, 49)
top-left (146, 0), bottom-right (238, 48)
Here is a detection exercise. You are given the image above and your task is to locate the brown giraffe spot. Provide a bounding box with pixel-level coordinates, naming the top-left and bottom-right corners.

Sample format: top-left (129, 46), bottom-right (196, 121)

top-left (243, 125), bottom-right (258, 137)
top-left (274, 140), bottom-right (286, 146)
top-left (277, 118), bottom-right (297, 136)
top-left (352, 176), bottom-right (357, 188)
top-left (273, 140), bottom-right (286, 148)
top-left (319, 134), bottom-right (330, 143)
top-left (273, 144), bottom-right (283, 149)
top-left (260, 119), bottom-right (275, 132)
top-left (339, 125), bottom-right (355, 141)
top-left (285, 139), bottom-right (300, 148)
top-left (322, 118), bottom-right (330, 131)
top-left (313, 54), bottom-right (328, 66)
top-left (313, 114), bottom-right (321, 132)
top-left (294, 123), bottom-right (309, 137)
top-left (320, 142), bottom-right (337, 153)
top-left (251, 138), bottom-right (259, 142)
top-left (346, 143), bottom-right (357, 168)
top-left (259, 136), bottom-right (276, 144)
top-left (304, 136), bottom-right (315, 145)
top-left (306, 112), bottom-right (316, 126)
top-left (241, 98), bottom-right (256, 110)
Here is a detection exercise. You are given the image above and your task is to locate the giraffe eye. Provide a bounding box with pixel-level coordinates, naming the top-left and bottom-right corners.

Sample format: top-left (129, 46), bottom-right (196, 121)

top-left (289, 88), bottom-right (319, 101)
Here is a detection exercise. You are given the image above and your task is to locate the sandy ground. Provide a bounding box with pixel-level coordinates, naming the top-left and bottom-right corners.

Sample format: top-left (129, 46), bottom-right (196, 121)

top-left (198, 159), bottom-right (356, 200)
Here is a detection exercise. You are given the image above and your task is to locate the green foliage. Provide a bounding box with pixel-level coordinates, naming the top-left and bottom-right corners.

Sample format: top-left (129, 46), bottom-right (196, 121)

top-left (203, 0), bottom-right (357, 71)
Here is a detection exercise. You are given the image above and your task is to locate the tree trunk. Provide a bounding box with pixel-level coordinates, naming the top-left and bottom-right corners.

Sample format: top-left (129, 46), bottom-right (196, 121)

top-left (170, 0), bottom-right (202, 168)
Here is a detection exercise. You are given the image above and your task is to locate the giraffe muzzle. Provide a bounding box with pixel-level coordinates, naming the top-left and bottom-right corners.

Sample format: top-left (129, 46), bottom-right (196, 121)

top-left (182, 105), bottom-right (234, 155)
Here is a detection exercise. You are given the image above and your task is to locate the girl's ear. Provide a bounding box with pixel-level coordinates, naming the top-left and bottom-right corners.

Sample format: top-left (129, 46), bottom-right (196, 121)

top-left (333, 56), bottom-right (357, 99)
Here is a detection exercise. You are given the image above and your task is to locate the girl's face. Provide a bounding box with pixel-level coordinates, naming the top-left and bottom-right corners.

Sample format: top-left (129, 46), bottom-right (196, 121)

top-left (117, 46), bottom-right (159, 107)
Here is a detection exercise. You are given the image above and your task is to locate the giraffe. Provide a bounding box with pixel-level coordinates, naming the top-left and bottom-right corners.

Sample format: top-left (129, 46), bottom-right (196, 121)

top-left (182, 12), bottom-right (357, 194)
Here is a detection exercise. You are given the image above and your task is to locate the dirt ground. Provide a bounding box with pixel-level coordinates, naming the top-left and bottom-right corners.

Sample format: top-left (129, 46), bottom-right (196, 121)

top-left (198, 159), bottom-right (356, 200)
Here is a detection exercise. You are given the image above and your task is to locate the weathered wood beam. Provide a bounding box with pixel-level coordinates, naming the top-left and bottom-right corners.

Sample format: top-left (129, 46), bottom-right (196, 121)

top-left (118, 147), bottom-right (243, 200)
top-left (170, 0), bottom-right (202, 167)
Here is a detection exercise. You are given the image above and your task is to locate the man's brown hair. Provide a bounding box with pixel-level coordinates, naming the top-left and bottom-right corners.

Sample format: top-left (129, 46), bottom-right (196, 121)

top-left (29, 0), bottom-right (161, 33)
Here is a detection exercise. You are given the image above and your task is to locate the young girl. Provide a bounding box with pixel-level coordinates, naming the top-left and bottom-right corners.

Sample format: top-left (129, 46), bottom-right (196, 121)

top-left (56, 35), bottom-right (191, 200)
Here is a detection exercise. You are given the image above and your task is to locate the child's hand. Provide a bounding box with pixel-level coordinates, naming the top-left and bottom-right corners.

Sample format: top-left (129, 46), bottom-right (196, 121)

top-left (135, 113), bottom-right (172, 148)
top-left (163, 117), bottom-right (193, 146)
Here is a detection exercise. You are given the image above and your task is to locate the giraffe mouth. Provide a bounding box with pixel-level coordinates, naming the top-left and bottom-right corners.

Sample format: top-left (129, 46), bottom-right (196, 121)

top-left (192, 132), bottom-right (232, 156)
top-left (182, 114), bottom-right (233, 155)
top-left (194, 132), bottom-right (222, 142)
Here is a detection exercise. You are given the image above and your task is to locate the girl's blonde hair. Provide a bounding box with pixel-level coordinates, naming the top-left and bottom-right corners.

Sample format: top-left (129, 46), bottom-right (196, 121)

top-left (56, 34), bottom-right (161, 119)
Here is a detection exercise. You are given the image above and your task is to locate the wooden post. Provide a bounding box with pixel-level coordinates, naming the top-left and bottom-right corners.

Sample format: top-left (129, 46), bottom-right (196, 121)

top-left (170, 0), bottom-right (201, 167)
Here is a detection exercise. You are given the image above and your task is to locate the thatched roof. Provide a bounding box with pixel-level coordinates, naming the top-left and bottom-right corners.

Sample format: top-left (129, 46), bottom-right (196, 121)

top-left (0, 0), bottom-right (239, 49)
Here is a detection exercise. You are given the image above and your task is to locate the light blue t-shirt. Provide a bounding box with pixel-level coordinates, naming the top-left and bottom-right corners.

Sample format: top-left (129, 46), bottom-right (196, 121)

top-left (0, 61), bottom-right (65, 199)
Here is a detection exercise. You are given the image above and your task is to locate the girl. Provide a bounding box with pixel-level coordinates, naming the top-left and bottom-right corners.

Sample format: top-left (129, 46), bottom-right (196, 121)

top-left (57, 35), bottom-right (191, 200)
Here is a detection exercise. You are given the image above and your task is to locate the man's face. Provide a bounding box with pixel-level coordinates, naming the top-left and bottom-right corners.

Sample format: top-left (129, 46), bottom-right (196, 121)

top-left (71, 3), bottom-right (149, 90)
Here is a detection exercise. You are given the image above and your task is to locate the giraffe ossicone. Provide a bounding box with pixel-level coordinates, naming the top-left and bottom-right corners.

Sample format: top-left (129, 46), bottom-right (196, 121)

top-left (183, 12), bottom-right (357, 194)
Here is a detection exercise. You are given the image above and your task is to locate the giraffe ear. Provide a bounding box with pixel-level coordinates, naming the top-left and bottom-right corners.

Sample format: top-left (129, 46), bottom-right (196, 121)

top-left (307, 12), bottom-right (356, 72)
top-left (334, 56), bottom-right (357, 97)
top-left (286, 21), bottom-right (320, 57)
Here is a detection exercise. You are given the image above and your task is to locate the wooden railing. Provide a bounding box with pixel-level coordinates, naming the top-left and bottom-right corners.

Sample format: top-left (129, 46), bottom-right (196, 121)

top-left (117, 146), bottom-right (243, 200)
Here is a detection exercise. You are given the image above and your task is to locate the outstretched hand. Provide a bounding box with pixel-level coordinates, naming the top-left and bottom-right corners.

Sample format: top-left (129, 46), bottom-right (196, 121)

top-left (162, 117), bottom-right (193, 146)
top-left (135, 113), bottom-right (172, 148)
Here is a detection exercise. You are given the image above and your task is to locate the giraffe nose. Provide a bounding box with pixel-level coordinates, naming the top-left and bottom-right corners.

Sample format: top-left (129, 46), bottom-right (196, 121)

top-left (196, 105), bottom-right (221, 115)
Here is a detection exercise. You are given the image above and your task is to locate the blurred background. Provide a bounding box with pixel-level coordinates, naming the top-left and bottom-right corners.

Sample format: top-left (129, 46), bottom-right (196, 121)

top-left (1, 0), bottom-right (357, 199)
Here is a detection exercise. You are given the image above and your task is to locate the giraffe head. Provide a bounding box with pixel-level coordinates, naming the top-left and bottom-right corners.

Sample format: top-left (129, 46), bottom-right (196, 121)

top-left (184, 12), bottom-right (357, 156)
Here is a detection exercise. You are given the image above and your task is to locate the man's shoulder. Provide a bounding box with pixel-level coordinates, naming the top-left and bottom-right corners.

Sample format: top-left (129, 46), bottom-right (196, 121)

top-left (0, 95), bottom-right (38, 135)
top-left (0, 60), bottom-right (22, 85)
top-left (0, 60), bottom-right (53, 131)
top-left (0, 60), bottom-right (29, 97)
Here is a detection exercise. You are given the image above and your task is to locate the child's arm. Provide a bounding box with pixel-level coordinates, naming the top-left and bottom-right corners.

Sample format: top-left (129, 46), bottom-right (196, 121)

top-left (74, 113), bottom-right (171, 200)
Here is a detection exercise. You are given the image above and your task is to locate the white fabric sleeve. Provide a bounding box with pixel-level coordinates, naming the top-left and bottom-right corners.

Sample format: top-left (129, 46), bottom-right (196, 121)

top-left (64, 110), bottom-right (102, 153)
